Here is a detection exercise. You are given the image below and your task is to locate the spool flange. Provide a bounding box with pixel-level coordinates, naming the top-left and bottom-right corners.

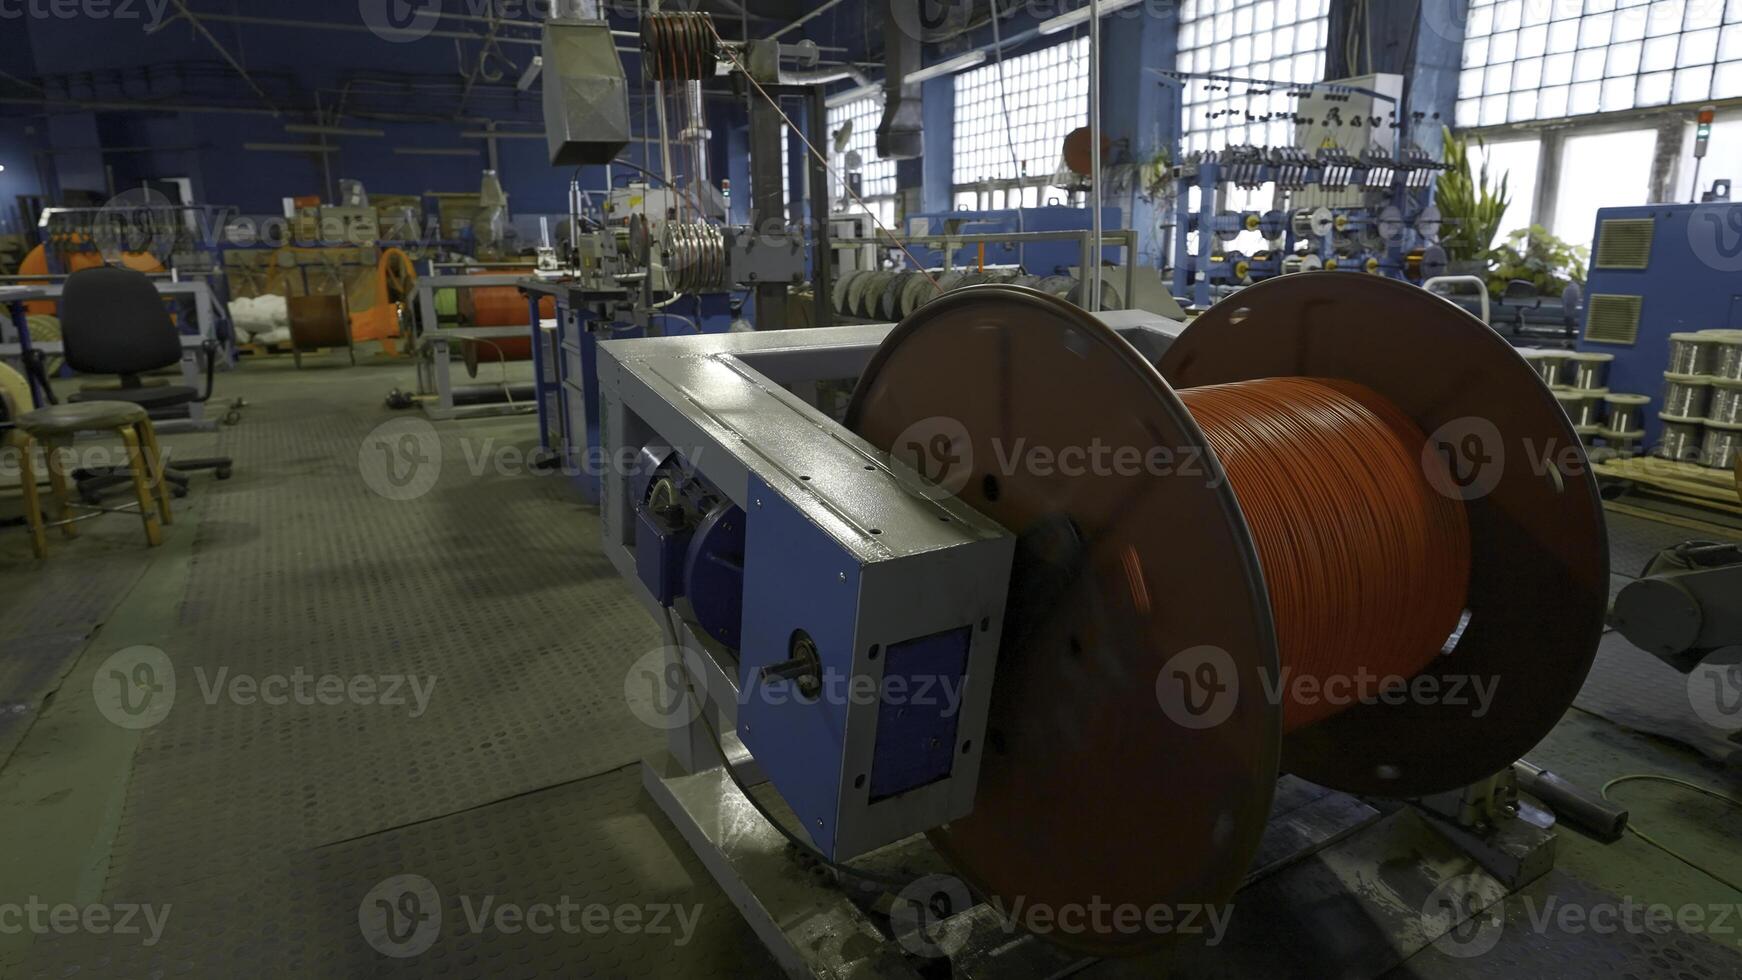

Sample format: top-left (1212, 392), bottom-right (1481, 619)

top-left (847, 285), bottom-right (1279, 957)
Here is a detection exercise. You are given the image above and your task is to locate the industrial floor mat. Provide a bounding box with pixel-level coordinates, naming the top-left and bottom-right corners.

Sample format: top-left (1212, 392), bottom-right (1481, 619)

top-left (0, 508), bottom-right (165, 767)
top-left (10, 766), bottom-right (776, 978)
top-left (94, 367), bottom-right (666, 896)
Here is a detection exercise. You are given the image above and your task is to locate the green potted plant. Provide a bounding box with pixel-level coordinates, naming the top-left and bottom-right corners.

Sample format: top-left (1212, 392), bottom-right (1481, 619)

top-left (1488, 225), bottom-right (1589, 299)
top-left (1435, 126), bottom-right (1512, 275)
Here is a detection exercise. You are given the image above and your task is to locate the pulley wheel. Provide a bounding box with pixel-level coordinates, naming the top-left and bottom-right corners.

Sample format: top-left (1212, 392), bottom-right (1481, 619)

top-left (847, 285), bottom-right (1279, 957)
top-left (832, 269), bottom-right (864, 316)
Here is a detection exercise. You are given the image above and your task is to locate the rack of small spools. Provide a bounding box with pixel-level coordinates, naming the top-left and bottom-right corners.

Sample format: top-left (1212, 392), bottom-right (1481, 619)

top-left (1585, 330), bottom-right (1742, 512)
top-left (1521, 348), bottom-right (1650, 457)
top-left (1155, 71), bottom-right (1448, 309)
top-left (1656, 330), bottom-right (1742, 470)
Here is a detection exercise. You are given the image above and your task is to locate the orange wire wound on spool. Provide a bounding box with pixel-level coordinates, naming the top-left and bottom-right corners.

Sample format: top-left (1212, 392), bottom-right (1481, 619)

top-left (1178, 377), bottom-right (1472, 733)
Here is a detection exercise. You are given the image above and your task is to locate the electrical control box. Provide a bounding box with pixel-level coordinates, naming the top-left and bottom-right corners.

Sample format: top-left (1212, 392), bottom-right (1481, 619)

top-left (1294, 73), bottom-right (1404, 160)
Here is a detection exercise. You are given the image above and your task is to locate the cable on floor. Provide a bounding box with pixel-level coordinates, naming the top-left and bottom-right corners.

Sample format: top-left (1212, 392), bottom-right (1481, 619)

top-left (1601, 773), bottom-right (1742, 895)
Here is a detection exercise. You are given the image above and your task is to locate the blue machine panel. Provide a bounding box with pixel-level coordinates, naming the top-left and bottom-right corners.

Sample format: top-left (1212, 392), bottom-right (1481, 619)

top-left (737, 473), bottom-right (863, 857)
top-left (868, 626), bottom-right (970, 801)
top-left (1579, 203), bottom-right (1742, 444)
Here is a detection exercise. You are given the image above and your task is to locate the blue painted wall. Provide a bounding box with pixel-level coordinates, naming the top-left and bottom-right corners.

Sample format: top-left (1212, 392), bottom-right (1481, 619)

top-left (2, 0), bottom-right (684, 220)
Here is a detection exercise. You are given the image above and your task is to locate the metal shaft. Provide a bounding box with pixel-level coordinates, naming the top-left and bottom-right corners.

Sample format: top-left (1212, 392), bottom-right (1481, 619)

top-left (1088, 0), bottom-right (1103, 312)
top-left (685, 81), bottom-right (710, 188)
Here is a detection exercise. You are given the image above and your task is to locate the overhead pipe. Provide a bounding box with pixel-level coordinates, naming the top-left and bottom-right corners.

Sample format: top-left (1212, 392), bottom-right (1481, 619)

top-left (167, 0), bottom-right (282, 116)
top-left (767, 0), bottom-right (852, 40)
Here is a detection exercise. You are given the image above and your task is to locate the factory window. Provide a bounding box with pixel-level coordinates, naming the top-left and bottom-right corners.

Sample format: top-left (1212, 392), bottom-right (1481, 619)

top-left (1175, 0), bottom-right (1332, 155)
top-left (828, 95), bottom-right (900, 227)
top-left (1467, 136), bottom-right (1543, 244)
top-left (1551, 127), bottom-right (1656, 249)
top-left (1457, 0), bottom-right (1742, 127)
top-left (952, 37), bottom-right (1091, 190)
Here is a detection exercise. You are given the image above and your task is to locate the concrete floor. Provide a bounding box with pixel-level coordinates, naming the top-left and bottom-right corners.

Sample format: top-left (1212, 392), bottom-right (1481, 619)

top-left (0, 356), bottom-right (1738, 978)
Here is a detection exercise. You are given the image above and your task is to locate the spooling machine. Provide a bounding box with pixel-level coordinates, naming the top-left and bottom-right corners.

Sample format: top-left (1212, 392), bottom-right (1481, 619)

top-left (600, 274), bottom-right (1610, 972)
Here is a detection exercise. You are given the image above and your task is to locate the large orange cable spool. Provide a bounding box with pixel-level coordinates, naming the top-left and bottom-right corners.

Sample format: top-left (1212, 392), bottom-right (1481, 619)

top-left (1179, 376), bottom-right (1471, 733)
top-left (845, 277), bottom-right (1608, 956)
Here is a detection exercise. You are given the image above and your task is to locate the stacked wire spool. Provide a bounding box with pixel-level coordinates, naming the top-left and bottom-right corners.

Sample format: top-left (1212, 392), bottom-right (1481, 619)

top-left (1658, 331), bottom-right (1742, 468)
top-left (1536, 350), bottom-right (1612, 444)
top-left (846, 275), bottom-right (1607, 955)
top-left (641, 11), bottom-right (718, 81)
top-left (661, 221), bottom-right (727, 293)
top-left (1523, 348), bottom-right (1656, 456)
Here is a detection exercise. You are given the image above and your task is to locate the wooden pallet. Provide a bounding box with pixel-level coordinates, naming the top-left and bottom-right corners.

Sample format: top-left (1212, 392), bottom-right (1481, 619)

top-left (238, 342), bottom-right (351, 357)
top-left (1596, 456), bottom-right (1742, 516)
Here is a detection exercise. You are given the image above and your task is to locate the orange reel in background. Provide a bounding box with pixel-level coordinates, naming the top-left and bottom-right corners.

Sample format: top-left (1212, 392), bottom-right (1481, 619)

top-left (456, 282), bottom-right (553, 364)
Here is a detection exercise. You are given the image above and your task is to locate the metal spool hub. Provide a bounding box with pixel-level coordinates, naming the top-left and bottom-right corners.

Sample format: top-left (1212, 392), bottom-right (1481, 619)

top-left (845, 276), bottom-right (1607, 956)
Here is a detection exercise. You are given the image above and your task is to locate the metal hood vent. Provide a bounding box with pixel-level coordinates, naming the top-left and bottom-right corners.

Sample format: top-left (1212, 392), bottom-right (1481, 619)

top-left (542, 19), bottom-right (632, 166)
top-left (877, 1), bottom-right (923, 160)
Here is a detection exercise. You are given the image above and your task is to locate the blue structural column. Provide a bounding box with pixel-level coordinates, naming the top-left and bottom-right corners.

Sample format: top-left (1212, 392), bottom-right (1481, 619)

top-left (1409, 0), bottom-right (1469, 155)
top-left (918, 75), bottom-right (956, 216)
top-left (1098, 7), bottom-right (1179, 270)
top-left (1326, 0), bottom-right (1467, 157)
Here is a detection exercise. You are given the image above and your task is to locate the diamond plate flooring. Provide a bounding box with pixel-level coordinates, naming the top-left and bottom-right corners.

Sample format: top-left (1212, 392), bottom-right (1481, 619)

top-left (102, 366), bottom-right (667, 894)
top-left (9, 766), bottom-right (776, 978)
top-left (0, 449), bottom-right (171, 767)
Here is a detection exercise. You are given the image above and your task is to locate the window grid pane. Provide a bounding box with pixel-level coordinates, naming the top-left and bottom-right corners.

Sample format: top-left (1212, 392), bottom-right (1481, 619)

top-left (1176, 0), bottom-right (1331, 156)
top-left (952, 37), bottom-right (1090, 187)
top-left (1458, 0), bottom-right (1742, 125)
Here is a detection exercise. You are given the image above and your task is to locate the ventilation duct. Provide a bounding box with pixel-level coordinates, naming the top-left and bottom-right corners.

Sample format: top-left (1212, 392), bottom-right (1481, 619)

top-left (878, 1), bottom-right (923, 160)
top-left (542, 15), bottom-right (631, 166)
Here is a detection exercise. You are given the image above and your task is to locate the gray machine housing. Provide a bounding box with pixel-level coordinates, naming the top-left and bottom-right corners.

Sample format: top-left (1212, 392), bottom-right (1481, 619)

top-left (596, 313), bottom-right (1183, 859)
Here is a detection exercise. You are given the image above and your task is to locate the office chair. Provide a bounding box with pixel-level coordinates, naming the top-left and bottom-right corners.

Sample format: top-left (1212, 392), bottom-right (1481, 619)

top-left (51, 265), bottom-right (233, 501)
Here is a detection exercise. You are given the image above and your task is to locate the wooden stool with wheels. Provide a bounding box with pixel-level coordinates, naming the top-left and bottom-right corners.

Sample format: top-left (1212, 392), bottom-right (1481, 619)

top-left (12, 401), bottom-right (173, 558)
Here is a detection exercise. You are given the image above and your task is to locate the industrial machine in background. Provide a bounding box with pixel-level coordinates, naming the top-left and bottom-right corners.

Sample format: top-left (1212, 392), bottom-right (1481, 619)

top-left (1162, 73), bottom-right (1450, 308)
top-left (18, 194), bottom-right (238, 352)
top-left (604, 274), bottom-right (1616, 974)
top-left (824, 205), bottom-right (1134, 321)
top-left (1576, 203), bottom-right (1742, 470)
